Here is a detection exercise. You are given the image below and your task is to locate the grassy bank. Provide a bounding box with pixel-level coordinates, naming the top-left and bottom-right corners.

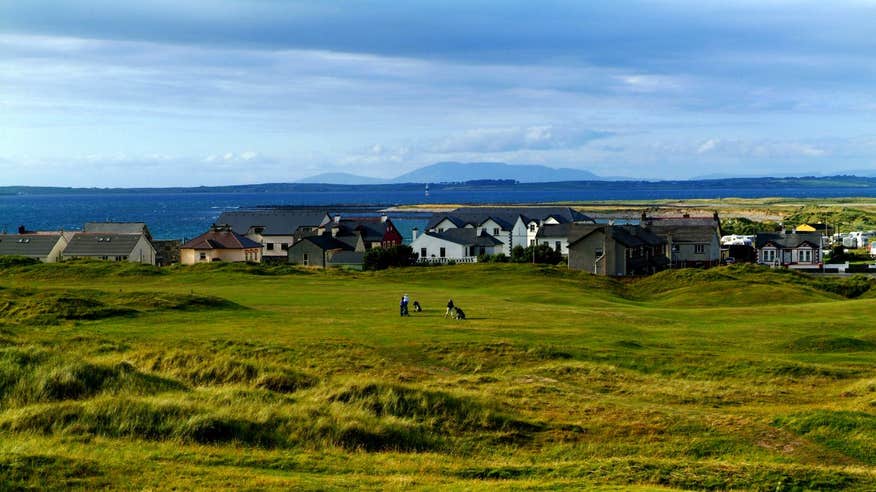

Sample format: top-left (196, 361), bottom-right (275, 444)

top-left (0, 260), bottom-right (874, 489)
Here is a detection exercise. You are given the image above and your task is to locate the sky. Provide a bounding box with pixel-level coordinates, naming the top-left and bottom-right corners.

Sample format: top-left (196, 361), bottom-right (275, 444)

top-left (2, 0), bottom-right (876, 186)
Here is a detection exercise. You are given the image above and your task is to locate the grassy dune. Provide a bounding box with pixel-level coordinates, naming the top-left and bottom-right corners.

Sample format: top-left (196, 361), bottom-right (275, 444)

top-left (0, 260), bottom-right (875, 489)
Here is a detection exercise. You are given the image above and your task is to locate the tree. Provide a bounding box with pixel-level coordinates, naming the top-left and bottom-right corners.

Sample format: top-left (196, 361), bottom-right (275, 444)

top-left (510, 243), bottom-right (563, 264)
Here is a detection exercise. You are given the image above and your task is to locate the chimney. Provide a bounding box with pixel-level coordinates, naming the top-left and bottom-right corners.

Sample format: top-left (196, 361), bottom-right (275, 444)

top-left (380, 214), bottom-right (388, 223)
top-left (412, 228), bottom-right (419, 242)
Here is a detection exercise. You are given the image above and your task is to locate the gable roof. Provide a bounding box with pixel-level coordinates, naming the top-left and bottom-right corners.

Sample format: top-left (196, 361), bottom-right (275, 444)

top-left (427, 207), bottom-right (591, 230)
top-left (0, 234), bottom-right (64, 257)
top-left (568, 224), bottom-right (664, 248)
top-left (180, 226), bottom-right (262, 250)
top-left (334, 217), bottom-right (399, 243)
top-left (218, 210), bottom-right (331, 236)
top-left (755, 232), bottom-right (822, 249)
top-left (298, 234), bottom-right (355, 252)
top-left (535, 223), bottom-right (573, 239)
top-left (424, 228), bottom-right (504, 247)
top-left (84, 222), bottom-right (151, 239)
top-left (64, 233), bottom-right (146, 256)
top-left (646, 216), bottom-right (720, 243)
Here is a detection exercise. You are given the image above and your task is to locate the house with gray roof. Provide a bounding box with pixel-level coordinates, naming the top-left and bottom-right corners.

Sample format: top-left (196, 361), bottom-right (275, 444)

top-left (424, 206), bottom-right (593, 256)
top-left (643, 213), bottom-right (722, 268)
top-left (535, 223), bottom-right (574, 256)
top-left (62, 233), bottom-right (156, 265)
top-left (288, 232), bottom-right (366, 269)
top-left (568, 224), bottom-right (668, 276)
top-left (410, 228), bottom-right (504, 263)
top-left (217, 209), bottom-right (332, 260)
top-left (0, 234), bottom-right (69, 263)
top-left (754, 232), bottom-right (822, 268)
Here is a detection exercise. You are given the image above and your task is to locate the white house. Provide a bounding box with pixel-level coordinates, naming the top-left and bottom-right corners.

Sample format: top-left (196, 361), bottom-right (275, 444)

top-left (411, 228), bottom-right (504, 263)
top-left (754, 232), bottom-right (822, 268)
top-left (534, 223), bottom-right (573, 256)
top-left (424, 207), bottom-right (592, 256)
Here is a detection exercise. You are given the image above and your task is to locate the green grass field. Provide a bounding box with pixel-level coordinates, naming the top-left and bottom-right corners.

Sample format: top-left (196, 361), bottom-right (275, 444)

top-left (1, 259), bottom-right (875, 490)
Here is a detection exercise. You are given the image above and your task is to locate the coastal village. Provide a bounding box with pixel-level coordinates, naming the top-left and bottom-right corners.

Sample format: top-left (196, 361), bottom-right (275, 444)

top-left (1, 206), bottom-right (872, 275)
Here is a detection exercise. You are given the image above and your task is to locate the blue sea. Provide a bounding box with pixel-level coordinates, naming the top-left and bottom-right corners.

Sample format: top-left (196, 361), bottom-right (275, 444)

top-left (2, 184), bottom-right (875, 240)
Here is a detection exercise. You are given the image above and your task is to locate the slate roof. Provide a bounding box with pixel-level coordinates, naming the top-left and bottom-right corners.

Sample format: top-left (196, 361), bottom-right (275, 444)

top-left (424, 228), bottom-right (505, 247)
top-left (218, 210), bottom-right (331, 236)
top-left (568, 224), bottom-right (665, 248)
top-left (427, 207), bottom-right (591, 230)
top-left (64, 233), bottom-right (144, 256)
top-left (755, 232), bottom-right (823, 249)
top-left (333, 218), bottom-right (398, 243)
top-left (298, 234), bottom-right (355, 252)
top-left (0, 234), bottom-right (63, 257)
top-left (535, 223), bottom-right (572, 239)
top-left (180, 227), bottom-right (262, 250)
top-left (646, 217), bottom-right (720, 243)
top-left (84, 222), bottom-right (151, 239)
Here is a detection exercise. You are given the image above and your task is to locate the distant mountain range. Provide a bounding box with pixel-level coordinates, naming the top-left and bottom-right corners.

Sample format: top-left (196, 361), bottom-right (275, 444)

top-left (298, 162), bottom-right (604, 184)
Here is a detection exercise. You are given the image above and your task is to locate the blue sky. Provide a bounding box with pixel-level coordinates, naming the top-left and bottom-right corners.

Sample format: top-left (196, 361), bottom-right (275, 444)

top-left (2, 1), bottom-right (876, 186)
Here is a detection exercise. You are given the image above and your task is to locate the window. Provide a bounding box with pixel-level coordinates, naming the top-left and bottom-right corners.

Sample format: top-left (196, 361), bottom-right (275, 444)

top-left (420, 248), bottom-right (427, 258)
top-left (439, 247), bottom-right (446, 258)
top-left (529, 224), bottom-right (536, 232)
top-left (555, 241), bottom-right (562, 252)
top-left (694, 244), bottom-right (705, 254)
top-left (266, 243), bottom-right (274, 251)
top-left (799, 249), bottom-right (812, 263)
top-left (199, 252), bottom-right (207, 261)
top-left (530, 239), bottom-right (535, 246)
top-left (281, 243), bottom-right (290, 251)
top-left (763, 249), bottom-right (776, 262)
top-left (303, 253), bottom-right (309, 266)
top-left (595, 247), bottom-right (604, 257)
top-left (493, 228), bottom-right (500, 236)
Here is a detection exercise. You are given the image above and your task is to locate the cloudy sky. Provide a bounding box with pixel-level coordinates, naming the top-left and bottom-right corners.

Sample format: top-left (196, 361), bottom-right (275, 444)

top-left (2, 1), bottom-right (876, 186)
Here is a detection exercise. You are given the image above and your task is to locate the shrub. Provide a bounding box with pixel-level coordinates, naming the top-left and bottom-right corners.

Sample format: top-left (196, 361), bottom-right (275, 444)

top-left (363, 245), bottom-right (415, 270)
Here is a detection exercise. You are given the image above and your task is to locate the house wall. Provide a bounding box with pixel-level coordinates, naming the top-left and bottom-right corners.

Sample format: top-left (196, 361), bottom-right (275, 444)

top-left (129, 236), bottom-right (157, 265)
top-left (180, 247), bottom-right (261, 265)
top-left (410, 234), bottom-right (468, 260)
top-left (245, 233), bottom-right (296, 257)
top-left (288, 241), bottom-right (331, 267)
top-left (537, 236), bottom-right (569, 256)
top-left (46, 236), bottom-right (68, 263)
top-left (511, 218), bottom-right (529, 255)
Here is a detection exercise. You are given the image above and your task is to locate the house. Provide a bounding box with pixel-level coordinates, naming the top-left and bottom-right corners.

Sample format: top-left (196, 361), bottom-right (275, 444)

top-left (567, 224), bottom-right (668, 276)
top-left (410, 228), bottom-right (504, 263)
top-left (218, 209), bottom-right (332, 261)
top-left (535, 223), bottom-right (574, 256)
top-left (0, 234), bottom-right (69, 262)
top-left (62, 233), bottom-right (156, 264)
top-left (643, 213), bottom-right (722, 268)
top-left (325, 215), bottom-right (403, 249)
top-left (288, 233), bottom-right (365, 269)
top-left (179, 225), bottom-right (263, 264)
top-left (425, 207), bottom-right (593, 256)
top-left (755, 232), bottom-right (823, 268)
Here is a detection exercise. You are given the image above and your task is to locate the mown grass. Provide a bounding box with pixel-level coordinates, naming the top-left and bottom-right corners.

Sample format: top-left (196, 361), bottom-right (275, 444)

top-left (0, 260), bottom-right (873, 489)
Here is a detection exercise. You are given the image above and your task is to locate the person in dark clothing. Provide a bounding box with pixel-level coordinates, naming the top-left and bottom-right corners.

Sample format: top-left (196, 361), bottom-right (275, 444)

top-left (444, 299), bottom-right (454, 318)
top-left (412, 300), bottom-right (422, 312)
top-left (454, 307), bottom-right (466, 320)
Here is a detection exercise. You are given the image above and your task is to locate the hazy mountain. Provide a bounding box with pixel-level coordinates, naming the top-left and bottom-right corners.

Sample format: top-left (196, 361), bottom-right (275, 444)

top-left (392, 162), bottom-right (602, 183)
top-left (296, 172), bottom-right (388, 185)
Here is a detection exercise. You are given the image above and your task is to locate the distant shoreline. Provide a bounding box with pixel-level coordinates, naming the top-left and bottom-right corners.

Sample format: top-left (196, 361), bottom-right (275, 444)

top-left (2, 175), bottom-right (876, 196)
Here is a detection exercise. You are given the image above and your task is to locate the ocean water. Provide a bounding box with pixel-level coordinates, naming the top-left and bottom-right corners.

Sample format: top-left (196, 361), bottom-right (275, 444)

top-left (1, 184), bottom-right (874, 240)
